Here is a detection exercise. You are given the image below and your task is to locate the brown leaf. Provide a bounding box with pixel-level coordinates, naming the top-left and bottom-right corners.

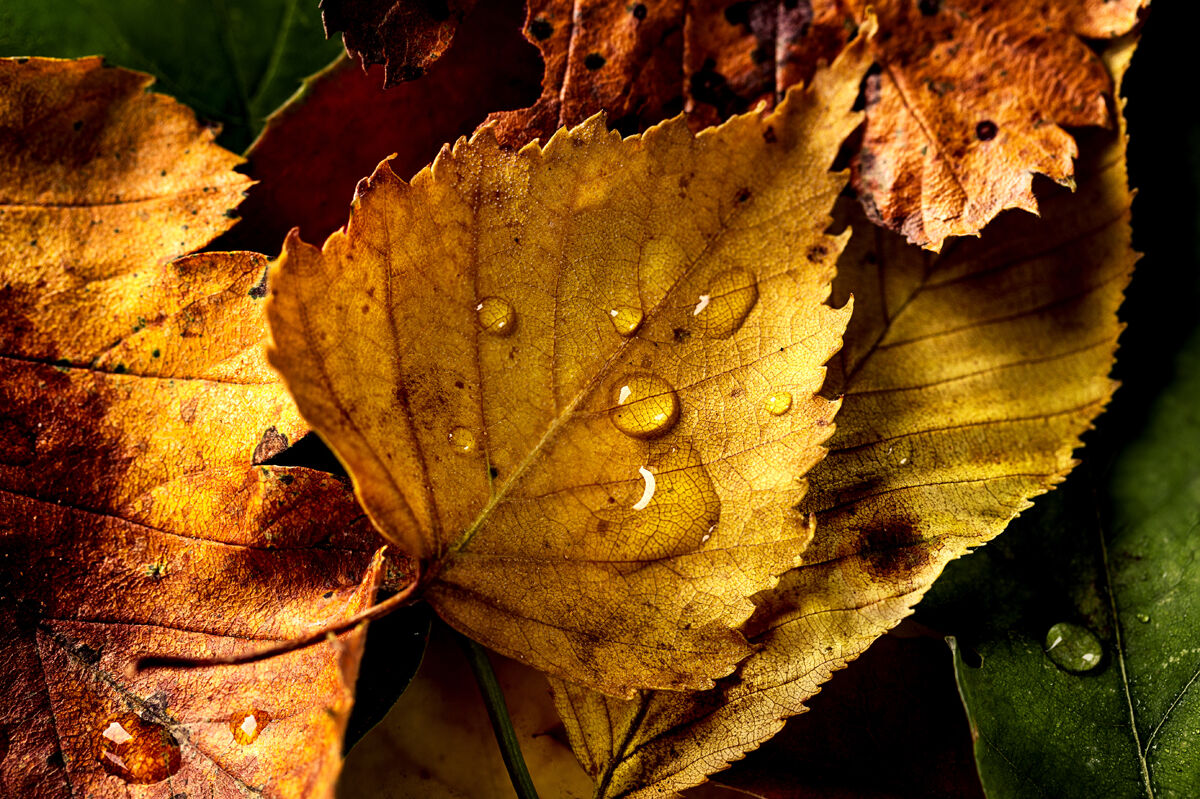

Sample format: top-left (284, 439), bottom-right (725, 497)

top-left (265, 38), bottom-right (870, 698)
top-left (549, 36), bottom-right (1136, 799)
top-left (0, 58), bottom-right (389, 798)
top-left (223, 0), bottom-right (542, 255)
top-left (322, 0), bottom-right (478, 86)
top-left (486, 0), bottom-right (1142, 249)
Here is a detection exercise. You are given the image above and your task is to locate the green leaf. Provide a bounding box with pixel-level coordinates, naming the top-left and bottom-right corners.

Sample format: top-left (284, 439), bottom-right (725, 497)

top-left (0, 0), bottom-right (343, 151)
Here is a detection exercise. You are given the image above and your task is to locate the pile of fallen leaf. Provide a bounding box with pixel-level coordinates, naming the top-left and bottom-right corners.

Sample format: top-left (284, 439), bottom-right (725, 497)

top-left (0, 0), bottom-right (1148, 796)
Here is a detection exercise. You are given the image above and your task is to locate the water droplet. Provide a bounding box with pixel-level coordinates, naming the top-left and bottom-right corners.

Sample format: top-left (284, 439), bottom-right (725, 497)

top-left (448, 426), bottom-right (477, 454)
top-left (632, 466), bottom-right (656, 510)
top-left (1044, 622), bottom-right (1104, 673)
top-left (95, 714), bottom-right (181, 784)
top-left (595, 443), bottom-right (719, 558)
top-left (1137, 613), bottom-right (1151, 624)
top-left (693, 268), bottom-right (758, 338)
top-left (229, 709), bottom-right (271, 745)
top-left (764, 391), bottom-right (793, 416)
top-left (608, 305), bottom-right (644, 336)
top-left (610, 374), bottom-right (679, 439)
top-left (475, 297), bottom-right (516, 336)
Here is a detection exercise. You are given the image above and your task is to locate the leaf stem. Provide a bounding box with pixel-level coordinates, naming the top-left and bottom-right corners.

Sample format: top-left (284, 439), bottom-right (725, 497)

top-left (456, 633), bottom-right (541, 799)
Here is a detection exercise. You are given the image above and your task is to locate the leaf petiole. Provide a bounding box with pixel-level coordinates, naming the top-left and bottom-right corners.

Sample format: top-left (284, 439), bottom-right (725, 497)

top-left (456, 632), bottom-right (541, 799)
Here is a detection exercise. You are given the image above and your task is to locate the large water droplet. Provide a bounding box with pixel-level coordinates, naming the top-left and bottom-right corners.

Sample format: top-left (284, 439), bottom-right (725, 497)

top-left (229, 709), bottom-right (271, 745)
top-left (1136, 613), bottom-right (1151, 624)
top-left (597, 443), bottom-right (719, 558)
top-left (1044, 622), bottom-right (1103, 673)
top-left (693, 268), bottom-right (758, 338)
top-left (764, 391), bottom-right (793, 416)
top-left (448, 426), bottom-right (477, 454)
top-left (610, 374), bottom-right (679, 439)
top-left (475, 297), bottom-right (516, 336)
top-left (608, 305), bottom-right (644, 337)
top-left (95, 714), bottom-right (181, 784)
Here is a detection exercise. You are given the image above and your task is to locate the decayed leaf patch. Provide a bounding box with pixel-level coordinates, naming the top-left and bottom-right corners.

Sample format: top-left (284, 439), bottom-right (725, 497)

top-left (0, 58), bottom-right (388, 799)
top-left (550, 35), bottom-right (1135, 798)
top-left (483, 0), bottom-right (1142, 249)
top-left (266, 33), bottom-right (868, 699)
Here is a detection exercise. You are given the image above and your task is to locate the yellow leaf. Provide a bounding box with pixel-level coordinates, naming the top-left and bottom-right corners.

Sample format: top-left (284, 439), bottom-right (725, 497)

top-left (0, 58), bottom-right (387, 799)
top-left (339, 622), bottom-right (593, 799)
top-left (265, 32), bottom-right (872, 698)
top-left (550, 37), bottom-right (1137, 798)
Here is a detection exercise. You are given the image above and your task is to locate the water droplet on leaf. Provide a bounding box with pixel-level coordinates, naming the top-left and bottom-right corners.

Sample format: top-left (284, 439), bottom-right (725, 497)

top-left (448, 426), bottom-right (477, 454)
top-left (95, 714), bottom-right (181, 784)
top-left (610, 374), bottom-right (679, 438)
top-left (475, 297), bottom-right (516, 336)
top-left (608, 305), bottom-right (644, 336)
top-left (229, 709), bottom-right (271, 745)
top-left (1137, 613), bottom-right (1151, 623)
top-left (764, 391), bottom-right (793, 415)
top-left (693, 268), bottom-right (758, 338)
top-left (1044, 622), bottom-right (1104, 673)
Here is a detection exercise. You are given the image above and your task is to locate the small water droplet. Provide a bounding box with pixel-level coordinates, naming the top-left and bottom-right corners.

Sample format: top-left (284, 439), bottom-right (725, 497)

top-left (764, 391), bottom-right (793, 416)
top-left (608, 305), bottom-right (644, 336)
top-left (610, 374), bottom-right (679, 439)
top-left (1044, 622), bottom-right (1104, 673)
top-left (229, 709), bottom-right (271, 745)
top-left (693, 268), bottom-right (758, 338)
top-left (448, 426), bottom-right (477, 454)
top-left (95, 714), bottom-right (181, 784)
top-left (1137, 613), bottom-right (1151, 623)
top-left (475, 297), bottom-right (516, 336)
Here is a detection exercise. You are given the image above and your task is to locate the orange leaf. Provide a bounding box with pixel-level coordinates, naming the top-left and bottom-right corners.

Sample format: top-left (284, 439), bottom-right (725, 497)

top-left (0, 58), bottom-right (390, 798)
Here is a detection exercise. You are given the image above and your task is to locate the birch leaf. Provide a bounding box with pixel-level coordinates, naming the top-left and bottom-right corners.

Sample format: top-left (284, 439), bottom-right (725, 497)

top-left (550, 35), bottom-right (1135, 798)
top-left (265, 32), bottom-right (869, 699)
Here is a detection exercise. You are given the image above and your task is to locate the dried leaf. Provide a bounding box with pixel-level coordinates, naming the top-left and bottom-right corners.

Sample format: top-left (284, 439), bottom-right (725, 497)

top-left (339, 621), bottom-right (593, 798)
top-left (322, 0), bottom-right (477, 86)
top-left (265, 34), bottom-right (869, 698)
top-left (0, 58), bottom-right (386, 798)
top-left (225, 0), bottom-right (541, 254)
top-left (550, 35), bottom-right (1135, 799)
top-left (486, 0), bottom-right (1143, 249)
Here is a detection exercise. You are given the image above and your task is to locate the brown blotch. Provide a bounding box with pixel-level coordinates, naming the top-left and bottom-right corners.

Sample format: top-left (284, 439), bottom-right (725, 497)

top-left (252, 426), bottom-right (290, 465)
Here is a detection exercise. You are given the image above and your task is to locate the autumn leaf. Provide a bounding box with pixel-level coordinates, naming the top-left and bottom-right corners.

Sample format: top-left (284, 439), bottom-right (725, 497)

top-left (340, 619), bottom-right (593, 798)
top-left (0, 58), bottom-right (389, 798)
top-left (322, 0), bottom-right (477, 86)
top-left (222, 0), bottom-right (542, 255)
top-left (265, 30), bottom-right (871, 698)
top-left (478, 0), bottom-right (1141, 250)
top-left (547, 35), bottom-right (1135, 799)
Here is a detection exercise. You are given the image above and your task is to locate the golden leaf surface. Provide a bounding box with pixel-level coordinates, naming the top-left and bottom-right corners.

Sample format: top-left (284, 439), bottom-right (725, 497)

top-left (265, 34), bottom-right (871, 699)
top-left (0, 58), bottom-right (387, 799)
top-left (339, 621), bottom-right (593, 799)
top-left (550, 37), bottom-right (1137, 799)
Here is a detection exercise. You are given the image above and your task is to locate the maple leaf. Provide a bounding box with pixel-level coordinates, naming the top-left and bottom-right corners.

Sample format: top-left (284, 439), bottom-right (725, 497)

top-left (479, 0), bottom-right (1142, 249)
top-left (0, 58), bottom-right (390, 798)
top-left (322, 0), bottom-right (477, 86)
top-left (226, 0), bottom-right (542, 255)
top-left (545, 35), bottom-right (1136, 799)
top-left (265, 34), bottom-right (871, 699)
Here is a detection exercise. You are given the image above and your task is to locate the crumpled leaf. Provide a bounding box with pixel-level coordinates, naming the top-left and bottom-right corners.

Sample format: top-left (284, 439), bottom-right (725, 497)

top-left (322, 0), bottom-right (477, 86)
top-left (0, 57), bottom-right (388, 798)
top-left (484, 0), bottom-right (1142, 249)
top-left (222, 0), bottom-right (541, 255)
top-left (339, 621), bottom-right (593, 798)
top-left (0, 0), bottom-right (343, 152)
top-left (265, 34), bottom-right (868, 698)
top-left (549, 34), bottom-right (1135, 799)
